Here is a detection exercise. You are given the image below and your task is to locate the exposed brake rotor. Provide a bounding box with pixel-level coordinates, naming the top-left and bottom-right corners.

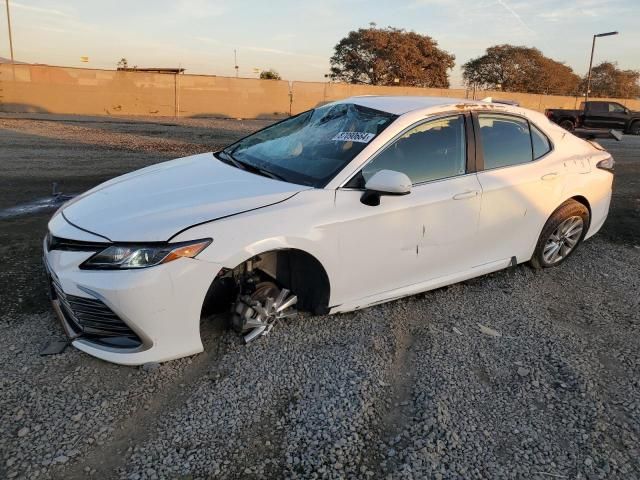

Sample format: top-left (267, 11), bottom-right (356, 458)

top-left (232, 282), bottom-right (297, 344)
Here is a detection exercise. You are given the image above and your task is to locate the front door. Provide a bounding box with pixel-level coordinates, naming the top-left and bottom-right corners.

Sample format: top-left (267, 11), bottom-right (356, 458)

top-left (583, 102), bottom-right (628, 130)
top-left (604, 102), bottom-right (630, 130)
top-left (331, 114), bottom-right (483, 305)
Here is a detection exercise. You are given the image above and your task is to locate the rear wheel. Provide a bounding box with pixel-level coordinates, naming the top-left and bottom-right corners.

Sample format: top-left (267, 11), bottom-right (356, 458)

top-left (559, 119), bottom-right (575, 131)
top-left (531, 200), bottom-right (589, 269)
top-left (629, 121), bottom-right (640, 135)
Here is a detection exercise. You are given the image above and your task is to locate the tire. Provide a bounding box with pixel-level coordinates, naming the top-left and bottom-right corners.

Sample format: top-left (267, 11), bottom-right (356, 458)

top-left (629, 121), bottom-right (640, 136)
top-left (559, 119), bottom-right (575, 131)
top-left (530, 200), bottom-right (590, 269)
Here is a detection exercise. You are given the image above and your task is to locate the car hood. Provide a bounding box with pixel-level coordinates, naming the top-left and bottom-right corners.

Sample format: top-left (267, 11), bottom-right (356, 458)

top-left (61, 152), bottom-right (309, 242)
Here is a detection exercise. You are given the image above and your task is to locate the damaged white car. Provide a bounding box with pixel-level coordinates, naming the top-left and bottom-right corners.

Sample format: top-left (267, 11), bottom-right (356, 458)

top-left (43, 96), bottom-right (614, 365)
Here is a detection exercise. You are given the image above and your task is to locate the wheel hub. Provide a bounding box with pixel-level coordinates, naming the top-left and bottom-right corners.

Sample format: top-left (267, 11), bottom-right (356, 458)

top-left (542, 215), bottom-right (584, 264)
top-left (232, 284), bottom-right (297, 344)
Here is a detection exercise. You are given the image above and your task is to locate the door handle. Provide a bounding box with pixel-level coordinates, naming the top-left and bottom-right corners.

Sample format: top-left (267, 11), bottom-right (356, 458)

top-left (452, 190), bottom-right (479, 200)
top-left (541, 172), bottom-right (559, 181)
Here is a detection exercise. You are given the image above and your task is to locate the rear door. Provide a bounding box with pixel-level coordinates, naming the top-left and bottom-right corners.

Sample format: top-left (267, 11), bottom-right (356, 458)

top-left (473, 112), bottom-right (563, 265)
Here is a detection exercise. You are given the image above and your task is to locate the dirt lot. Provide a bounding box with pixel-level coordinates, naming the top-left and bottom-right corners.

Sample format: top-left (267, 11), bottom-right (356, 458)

top-left (0, 113), bottom-right (638, 480)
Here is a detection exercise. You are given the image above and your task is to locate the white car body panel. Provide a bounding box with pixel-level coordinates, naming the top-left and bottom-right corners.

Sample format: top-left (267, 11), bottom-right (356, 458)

top-left (332, 174), bottom-right (482, 303)
top-left (44, 236), bottom-right (219, 365)
top-left (62, 153), bottom-right (309, 242)
top-left (44, 96), bottom-right (614, 365)
top-left (49, 210), bottom-right (109, 242)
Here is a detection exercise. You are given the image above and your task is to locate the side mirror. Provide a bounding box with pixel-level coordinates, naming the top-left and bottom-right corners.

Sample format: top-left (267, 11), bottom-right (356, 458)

top-left (360, 169), bottom-right (412, 206)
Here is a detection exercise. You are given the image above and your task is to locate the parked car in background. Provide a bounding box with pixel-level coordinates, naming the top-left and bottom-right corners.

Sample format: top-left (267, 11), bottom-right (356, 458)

top-left (545, 100), bottom-right (640, 134)
top-left (44, 96), bottom-right (615, 365)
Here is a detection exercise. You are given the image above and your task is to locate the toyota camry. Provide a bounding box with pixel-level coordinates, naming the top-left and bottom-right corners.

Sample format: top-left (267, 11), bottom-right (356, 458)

top-left (43, 96), bottom-right (615, 365)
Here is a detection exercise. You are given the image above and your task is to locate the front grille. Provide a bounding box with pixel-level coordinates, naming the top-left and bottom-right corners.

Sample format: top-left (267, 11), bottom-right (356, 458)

top-left (47, 233), bottom-right (109, 252)
top-left (50, 274), bottom-right (142, 348)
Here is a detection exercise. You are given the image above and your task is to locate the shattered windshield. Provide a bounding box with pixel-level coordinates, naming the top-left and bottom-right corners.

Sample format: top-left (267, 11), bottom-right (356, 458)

top-left (221, 103), bottom-right (397, 187)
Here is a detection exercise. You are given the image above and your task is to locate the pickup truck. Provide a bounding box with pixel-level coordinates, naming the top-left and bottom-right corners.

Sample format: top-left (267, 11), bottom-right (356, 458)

top-left (545, 100), bottom-right (640, 135)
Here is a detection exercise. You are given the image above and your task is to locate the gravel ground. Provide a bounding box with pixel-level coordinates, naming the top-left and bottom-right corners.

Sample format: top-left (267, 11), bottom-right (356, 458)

top-left (0, 115), bottom-right (638, 479)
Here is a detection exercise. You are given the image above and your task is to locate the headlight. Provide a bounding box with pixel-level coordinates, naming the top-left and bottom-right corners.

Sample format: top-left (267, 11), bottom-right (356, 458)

top-left (80, 238), bottom-right (211, 270)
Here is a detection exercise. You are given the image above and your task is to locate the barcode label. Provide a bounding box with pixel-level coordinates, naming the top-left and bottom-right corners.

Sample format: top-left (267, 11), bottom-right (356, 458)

top-left (332, 131), bottom-right (375, 143)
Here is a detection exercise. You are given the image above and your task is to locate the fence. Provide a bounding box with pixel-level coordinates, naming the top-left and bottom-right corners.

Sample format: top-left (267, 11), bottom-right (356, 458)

top-left (1, 64), bottom-right (639, 118)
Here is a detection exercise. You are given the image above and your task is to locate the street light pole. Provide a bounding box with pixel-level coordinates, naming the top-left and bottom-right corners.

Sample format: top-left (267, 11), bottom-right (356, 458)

top-left (585, 31), bottom-right (618, 104)
top-left (234, 49), bottom-right (238, 78)
top-left (5, 0), bottom-right (14, 63)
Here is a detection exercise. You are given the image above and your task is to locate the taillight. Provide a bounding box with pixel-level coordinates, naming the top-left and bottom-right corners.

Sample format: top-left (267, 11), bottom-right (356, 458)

top-left (596, 156), bottom-right (615, 173)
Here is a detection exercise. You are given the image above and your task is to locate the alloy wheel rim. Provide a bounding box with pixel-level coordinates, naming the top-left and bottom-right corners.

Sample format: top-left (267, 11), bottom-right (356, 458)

top-left (543, 216), bottom-right (584, 264)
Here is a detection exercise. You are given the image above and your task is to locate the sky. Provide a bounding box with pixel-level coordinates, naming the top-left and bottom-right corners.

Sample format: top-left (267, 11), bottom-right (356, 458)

top-left (0, 0), bottom-right (638, 87)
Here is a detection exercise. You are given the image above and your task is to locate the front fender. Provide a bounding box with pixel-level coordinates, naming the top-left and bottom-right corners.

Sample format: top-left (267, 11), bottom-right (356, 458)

top-left (170, 188), bottom-right (341, 303)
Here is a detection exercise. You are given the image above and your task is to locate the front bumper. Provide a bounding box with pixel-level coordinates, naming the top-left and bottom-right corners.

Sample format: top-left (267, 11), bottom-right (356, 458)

top-left (43, 237), bottom-right (221, 365)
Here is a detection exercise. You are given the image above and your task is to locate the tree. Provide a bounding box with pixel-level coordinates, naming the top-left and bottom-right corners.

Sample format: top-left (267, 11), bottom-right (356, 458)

top-left (329, 26), bottom-right (455, 88)
top-left (462, 45), bottom-right (580, 95)
top-left (583, 62), bottom-right (640, 98)
top-left (259, 69), bottom-right (281, 80)
top-left (117, 58), bottom-right (128, 69)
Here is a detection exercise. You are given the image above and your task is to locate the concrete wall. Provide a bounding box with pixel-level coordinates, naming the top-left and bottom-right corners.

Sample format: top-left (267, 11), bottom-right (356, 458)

top-left (0, 64), bottom-right (176, 115)
top-left (177, 74), bottom-right (290, 118)
top-left (0, 64), bottom-right (290, 118)
top-left (2, 63), bottom-right (639, 118)
top-left (289, 82), bottom-right (468, 114)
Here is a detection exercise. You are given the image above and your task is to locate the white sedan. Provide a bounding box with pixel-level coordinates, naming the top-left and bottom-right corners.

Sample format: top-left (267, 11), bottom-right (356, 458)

top-left (43, 96), bottom-right (614, 365)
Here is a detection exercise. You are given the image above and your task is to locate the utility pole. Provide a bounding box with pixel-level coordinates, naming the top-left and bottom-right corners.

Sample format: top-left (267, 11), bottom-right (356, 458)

top-left (585, 31), bottom-right (618, 104)
top-left (5, 0), bottom-right (14, 63)
top-left (234, 49), bottom-right (238, 78)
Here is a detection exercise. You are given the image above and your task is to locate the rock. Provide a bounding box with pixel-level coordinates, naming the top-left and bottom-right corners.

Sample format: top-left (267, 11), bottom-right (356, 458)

top-left (142, 362), bottom-right (160, 372)
top-left (53, 455), bottom-right (69, 464)
top-left (477, 324), bottom-right (502, 338)
top-left (17, 427), bottom-right (29, 437)
top-left (585, 457), bottom-right (593, 467)
top-left (517, 367), bottom-right (530, 377)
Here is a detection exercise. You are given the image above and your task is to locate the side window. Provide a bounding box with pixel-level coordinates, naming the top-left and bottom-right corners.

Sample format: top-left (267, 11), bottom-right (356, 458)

top-left (361, 115), bottom-right (466, 185)
top-left (589, 102), bottom-right (607, 113)
top-left (609, 103), bottom-right (626, 113)
top-left (531, 123), bottom-right (551, 159)
top-left (478, 114), bottom-right (532, 169)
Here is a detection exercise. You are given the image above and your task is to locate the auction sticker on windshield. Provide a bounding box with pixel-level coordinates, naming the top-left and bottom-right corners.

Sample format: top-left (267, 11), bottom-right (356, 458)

top-left (332, 132), bottom-right (376, 143)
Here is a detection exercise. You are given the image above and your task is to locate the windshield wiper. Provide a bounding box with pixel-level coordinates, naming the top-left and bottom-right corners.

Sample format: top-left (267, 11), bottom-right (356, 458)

top-left (217, 151), bottom-right (287, 182)
top-left (251, 166), bottom-right (287, 182)
top-left (216, 150), bottom-right (244, 170)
